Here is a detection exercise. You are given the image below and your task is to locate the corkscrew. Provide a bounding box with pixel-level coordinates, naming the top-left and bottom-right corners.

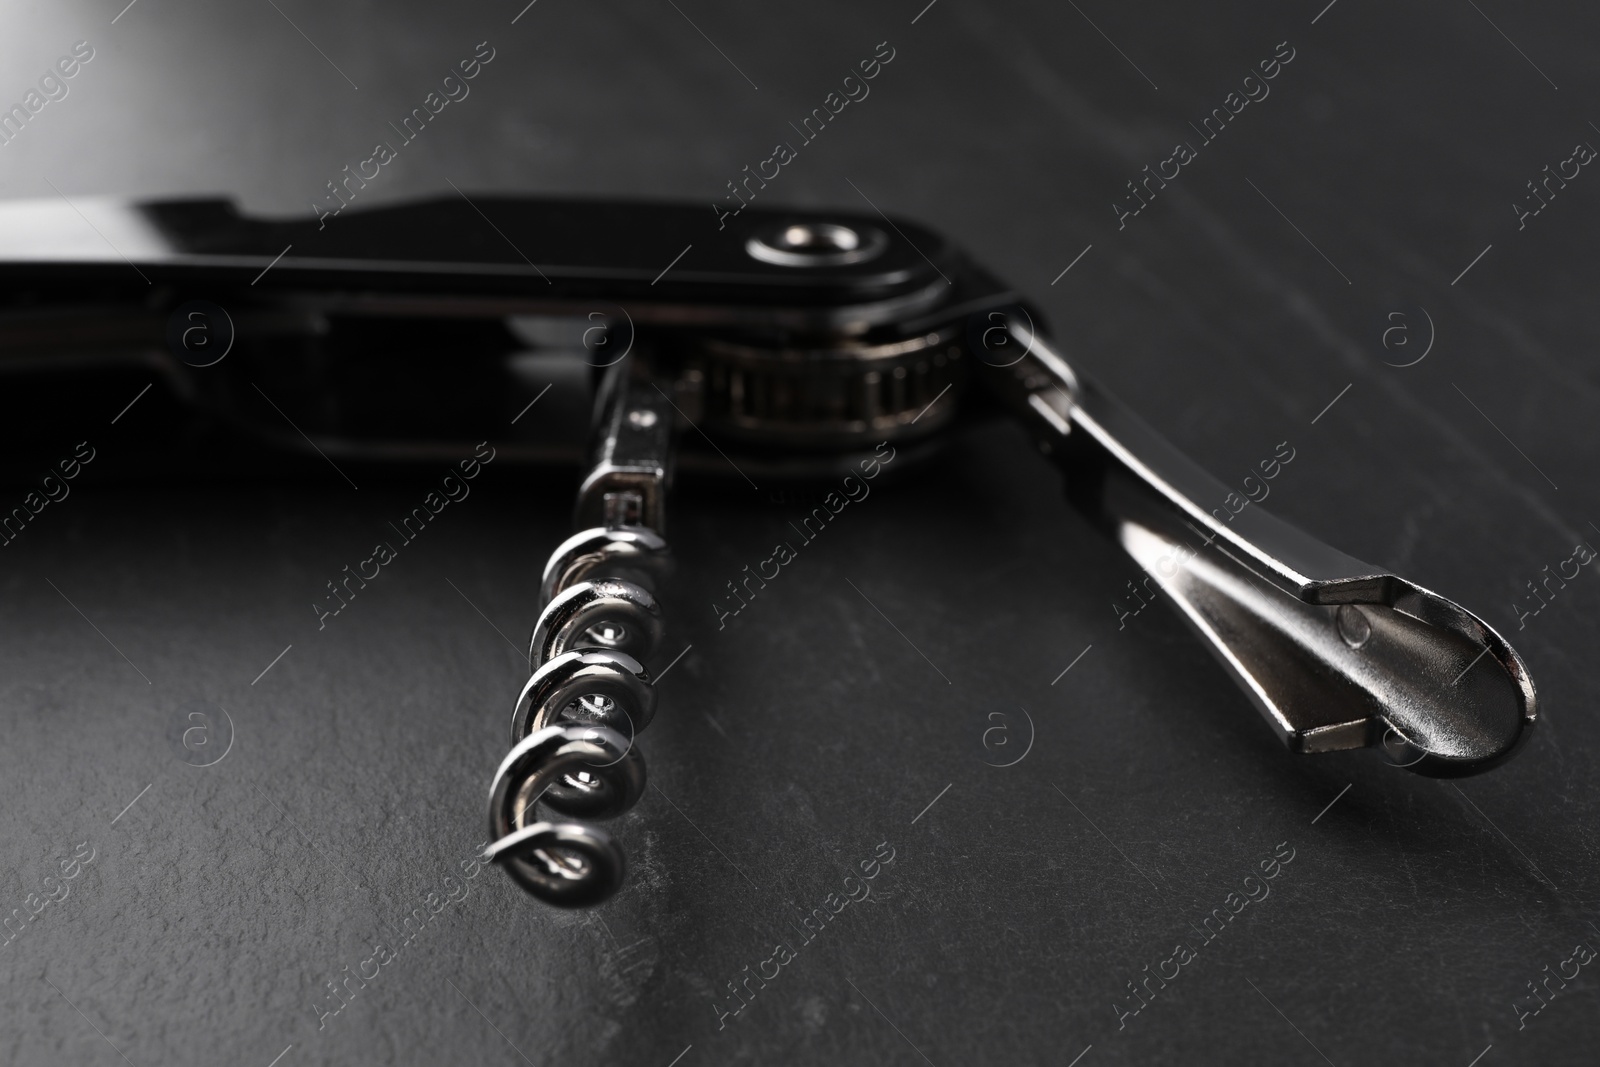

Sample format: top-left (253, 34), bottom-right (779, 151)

top-left (0, 192), bottom-right (1536, 908)
top-left (485, 368), bottom-right (676, 905)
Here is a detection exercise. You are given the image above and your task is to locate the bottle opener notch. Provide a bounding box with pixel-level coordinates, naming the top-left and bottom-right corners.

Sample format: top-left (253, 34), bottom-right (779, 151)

top-left (1115, 518), bottom-right (1532, 775)
top-left (1002, 324), bottom-right (1535, 778)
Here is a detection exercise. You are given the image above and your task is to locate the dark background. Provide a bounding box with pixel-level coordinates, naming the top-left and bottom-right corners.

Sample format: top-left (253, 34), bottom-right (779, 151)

top-left (2, 1), bottom-right (1598, 1064)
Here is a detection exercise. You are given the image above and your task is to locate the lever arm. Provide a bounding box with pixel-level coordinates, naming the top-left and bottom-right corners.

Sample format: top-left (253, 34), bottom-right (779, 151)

top-left (985, 320), bottom-right (1536, 776)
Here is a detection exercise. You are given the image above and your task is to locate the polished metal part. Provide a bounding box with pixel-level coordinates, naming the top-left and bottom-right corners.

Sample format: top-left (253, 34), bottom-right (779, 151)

top-left (484, 821), bottom-right (625, 908)
top-left (529, 578), bottom-right (664, 667)
top-left (744, 221), bottom-right (888, 268)
top-left (487, 569), bottom-right (663, 906)
top-left (510, 648), bottom-right (655, 742)
top-left (486, 722), bottom-right (644, 906)
top-left (489, 723), bottom-right (646, 824)
top-left (488, 402), bottom-right (674, 907)
top-left (576, 364), bottom-right (677, 532)
top-left (689, 326), bottom-right (966, 447)
top-left (539, 526), bottom-right (669, 606)
top-left (984, 320), bottom-right (1536, 777)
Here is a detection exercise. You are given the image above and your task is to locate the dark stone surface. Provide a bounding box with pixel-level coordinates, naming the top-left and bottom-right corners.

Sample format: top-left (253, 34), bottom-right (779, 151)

top-left (2, 1), bottom-right (1597, 1064)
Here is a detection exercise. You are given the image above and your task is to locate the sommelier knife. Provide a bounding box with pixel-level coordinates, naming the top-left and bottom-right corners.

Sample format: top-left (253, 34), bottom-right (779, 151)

top-left (0, 193), bottom-right (1535, 904)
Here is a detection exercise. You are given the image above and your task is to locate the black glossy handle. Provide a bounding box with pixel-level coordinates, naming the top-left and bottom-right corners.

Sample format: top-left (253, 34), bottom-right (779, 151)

top-left (0, 195), bottom-right (954, 310)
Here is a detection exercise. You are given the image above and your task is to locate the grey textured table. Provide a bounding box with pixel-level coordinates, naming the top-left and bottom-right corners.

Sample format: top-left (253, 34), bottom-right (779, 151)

top-left (2, 1), bottom-right (1598, 1064)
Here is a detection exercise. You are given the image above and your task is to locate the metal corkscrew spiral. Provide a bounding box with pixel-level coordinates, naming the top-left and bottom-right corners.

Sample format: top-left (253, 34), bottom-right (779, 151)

top-left (484, 525), bottom-right (669, 906)
top-left (483, 355), bottom-right (678, 907)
